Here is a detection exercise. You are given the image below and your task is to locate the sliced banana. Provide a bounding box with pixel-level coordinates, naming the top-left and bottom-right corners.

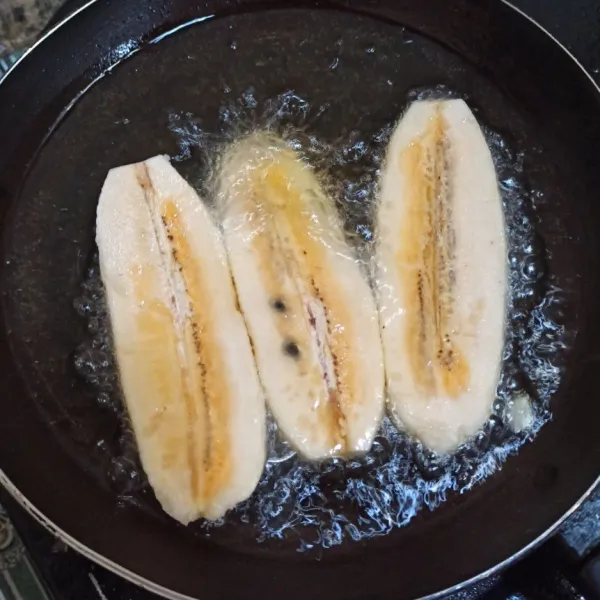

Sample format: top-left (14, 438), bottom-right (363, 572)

top-left (96, 155), bottom-right (266, 523)
top-left (376, 100), bottom-right (507, 453)
top-left (218, 133), bottom-right (384, 460)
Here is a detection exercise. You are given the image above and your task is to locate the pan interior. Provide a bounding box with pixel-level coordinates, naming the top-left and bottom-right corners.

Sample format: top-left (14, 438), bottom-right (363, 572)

top-left (1, 6), bottom-right (582, 559)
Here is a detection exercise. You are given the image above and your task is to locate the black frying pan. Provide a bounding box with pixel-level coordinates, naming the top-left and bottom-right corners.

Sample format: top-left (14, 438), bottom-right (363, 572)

top-left (1, 1), bottom-right (600, 599)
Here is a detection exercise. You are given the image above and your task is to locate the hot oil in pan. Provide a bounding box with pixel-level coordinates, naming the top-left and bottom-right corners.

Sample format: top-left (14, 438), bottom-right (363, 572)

top-left (73, 83), bottom-right (568, 551)
top-left (4, 8), bottom-right (576, 556)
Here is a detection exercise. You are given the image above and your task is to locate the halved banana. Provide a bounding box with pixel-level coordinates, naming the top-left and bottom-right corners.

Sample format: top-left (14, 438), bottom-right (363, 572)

top-left (218, 133), bottom-right (384, 460)
top-left (96, 155), bottom-right (266, 523)
top-left (376, 100), bottom-right (507, 453)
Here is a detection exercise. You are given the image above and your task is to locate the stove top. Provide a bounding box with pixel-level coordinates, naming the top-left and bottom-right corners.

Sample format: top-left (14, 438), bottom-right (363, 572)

top-left (1, 0), bottom-right (600, 599)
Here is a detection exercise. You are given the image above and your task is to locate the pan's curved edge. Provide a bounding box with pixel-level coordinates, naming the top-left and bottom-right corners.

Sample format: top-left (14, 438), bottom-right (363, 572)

top-left (1, 469), bottom-right (598, 600)
top-left (502, 0), bottom-right (600, 96)
top-left (424, 2), bottom-right (600, 596)
top-left (0, 467), bottom-right (195, 600)
top-left (0, 7), bottom-right (192, 600)
top-left (423, 479), bottom-right (600, 599)
top-left (0, 0), bottom-right (99, 88)
top-left (0, 1), bottom-right (598, 599)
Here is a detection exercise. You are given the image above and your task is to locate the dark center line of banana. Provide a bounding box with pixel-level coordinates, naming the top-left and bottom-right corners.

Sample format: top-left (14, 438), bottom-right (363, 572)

top-left (162, 202), bottom-right (233, 505)
top-left (432, 118), bottom-right (454, 368)
top-left (399, 109), bottom-right (469, 397)
top-left (134, 164), bottom-right (200, 502)
top-left (271, 216), bottom-right (346, 450)
top-left (307, 278), bottom-right (347, 451)
top-left (161, 214), bottom-right (212, 467)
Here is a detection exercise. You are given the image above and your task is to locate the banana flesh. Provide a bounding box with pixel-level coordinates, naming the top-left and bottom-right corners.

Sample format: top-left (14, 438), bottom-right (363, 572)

top-left (96, 155), bottom-right (266, 523)
top-left (218, 133), bottom-right (385, 460)
top-left (376, 100), bottom-right (507, 453)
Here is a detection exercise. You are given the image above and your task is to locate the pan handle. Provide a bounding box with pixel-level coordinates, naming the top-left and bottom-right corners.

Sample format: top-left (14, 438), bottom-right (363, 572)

top-left (502, 536), bottom-right (600, 600)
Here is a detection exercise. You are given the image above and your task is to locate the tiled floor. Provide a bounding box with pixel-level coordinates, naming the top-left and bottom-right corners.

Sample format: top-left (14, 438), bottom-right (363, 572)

top-left (0, 0), bottom-right (60, 53)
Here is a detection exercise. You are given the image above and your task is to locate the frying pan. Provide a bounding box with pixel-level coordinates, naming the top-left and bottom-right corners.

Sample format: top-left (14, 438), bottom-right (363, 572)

top-left (1, 0), bottom-right (600, 598)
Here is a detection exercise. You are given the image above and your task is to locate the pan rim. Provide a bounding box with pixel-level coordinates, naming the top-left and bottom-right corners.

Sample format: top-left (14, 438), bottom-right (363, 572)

top-left (2, 467), bottom-right (598, 600)
top-left (0, 1), bottom-right (599, 599)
